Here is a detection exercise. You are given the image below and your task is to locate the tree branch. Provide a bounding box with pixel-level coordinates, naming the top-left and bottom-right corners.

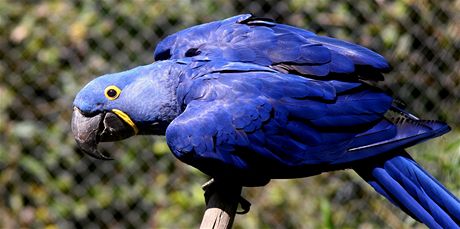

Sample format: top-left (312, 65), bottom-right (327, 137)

top-left (199, 179), bottom-right (242, 229)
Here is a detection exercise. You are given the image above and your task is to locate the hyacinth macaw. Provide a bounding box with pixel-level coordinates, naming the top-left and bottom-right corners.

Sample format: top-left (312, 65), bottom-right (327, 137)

top-left (72, 15), bottom-right (460, 228)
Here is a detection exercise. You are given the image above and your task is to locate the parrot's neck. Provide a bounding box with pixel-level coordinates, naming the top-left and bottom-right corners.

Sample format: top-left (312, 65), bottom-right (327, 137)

top-left (131, 61), bottom-right (187, 135)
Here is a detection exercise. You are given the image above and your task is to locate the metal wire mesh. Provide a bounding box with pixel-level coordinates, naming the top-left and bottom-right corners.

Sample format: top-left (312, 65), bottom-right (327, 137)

top-left (1, 0), bottom-right (459, 228)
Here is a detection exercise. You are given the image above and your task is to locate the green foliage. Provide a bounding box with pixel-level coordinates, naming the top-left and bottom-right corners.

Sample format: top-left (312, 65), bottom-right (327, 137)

top-left (0, 0), bottom-right (459, 228)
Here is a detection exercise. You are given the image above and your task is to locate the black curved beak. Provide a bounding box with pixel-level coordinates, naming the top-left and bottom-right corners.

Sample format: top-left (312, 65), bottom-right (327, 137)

top-left (71, 107), bottom-right (135, 160)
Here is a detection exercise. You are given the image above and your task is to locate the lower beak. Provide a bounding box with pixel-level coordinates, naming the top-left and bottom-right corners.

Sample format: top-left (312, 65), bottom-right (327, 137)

top-left (71, 107), bottom-right (135, 160)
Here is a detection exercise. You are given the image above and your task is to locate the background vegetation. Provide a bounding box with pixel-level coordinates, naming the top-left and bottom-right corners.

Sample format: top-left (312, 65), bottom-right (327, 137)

top-left (1, 0), bottom-right (459, 228)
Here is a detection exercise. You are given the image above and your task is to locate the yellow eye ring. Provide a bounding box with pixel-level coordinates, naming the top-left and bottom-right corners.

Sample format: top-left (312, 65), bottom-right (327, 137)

top-left (104, 85), bottom-right (121, 100)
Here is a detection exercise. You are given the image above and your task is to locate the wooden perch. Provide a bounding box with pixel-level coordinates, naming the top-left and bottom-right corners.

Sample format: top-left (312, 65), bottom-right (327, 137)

top-left (199, 179), bottom-right (243, 229)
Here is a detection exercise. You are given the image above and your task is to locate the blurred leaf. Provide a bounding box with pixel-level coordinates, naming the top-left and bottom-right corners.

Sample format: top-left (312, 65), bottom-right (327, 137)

top-left (19, 155), bottom-right (49, 183)
top-left (10, 16), bottom-right (33, 43)
top-left (320, 198), bottom-right (334, 229)
top-left (152, 137), bottom-right (171, 155)
top-left (11, 121), bottom-right (39, 140)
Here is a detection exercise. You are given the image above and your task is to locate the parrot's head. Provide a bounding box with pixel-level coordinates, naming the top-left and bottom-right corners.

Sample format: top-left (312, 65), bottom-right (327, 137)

top-left (71, 61), bottom-right (181, 160)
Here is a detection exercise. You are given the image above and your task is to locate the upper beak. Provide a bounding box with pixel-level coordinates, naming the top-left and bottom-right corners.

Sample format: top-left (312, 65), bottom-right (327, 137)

top-left (71, 107), bottom-right (136, 160)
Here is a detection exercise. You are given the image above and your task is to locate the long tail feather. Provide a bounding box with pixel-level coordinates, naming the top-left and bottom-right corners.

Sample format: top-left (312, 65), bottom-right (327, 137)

top-left (354, 150), bottom-right (460, 228)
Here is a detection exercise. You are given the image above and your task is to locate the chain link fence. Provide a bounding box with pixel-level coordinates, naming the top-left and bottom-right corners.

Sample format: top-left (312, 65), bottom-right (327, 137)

top-left (1, 0), bottom-right (459, 228)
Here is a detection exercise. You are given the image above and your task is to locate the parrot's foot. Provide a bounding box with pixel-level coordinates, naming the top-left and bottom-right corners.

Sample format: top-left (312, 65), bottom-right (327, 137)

top-left (236, 196), bottom-right (251, 214)
top-left (201, 178), bottom-right (251, 215)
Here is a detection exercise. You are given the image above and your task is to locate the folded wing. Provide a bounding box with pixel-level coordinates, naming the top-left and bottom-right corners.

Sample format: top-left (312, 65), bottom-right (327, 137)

top-left (154, 14), bottom-right (390, 80)
top-left (165, 62), bottom-right (423, 185)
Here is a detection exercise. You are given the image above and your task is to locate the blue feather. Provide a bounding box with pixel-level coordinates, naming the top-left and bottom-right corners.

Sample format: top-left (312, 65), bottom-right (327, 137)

top-left (356, 151), bottom-right (460, 228)
top-left (306, 35), bottom-right (390, 71)
top-left (370, 166), bottom-right (442, 228)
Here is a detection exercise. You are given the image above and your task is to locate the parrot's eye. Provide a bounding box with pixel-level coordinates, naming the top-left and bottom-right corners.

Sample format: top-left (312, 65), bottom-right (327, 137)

top-left (104, 85), bottom-right (121, 100)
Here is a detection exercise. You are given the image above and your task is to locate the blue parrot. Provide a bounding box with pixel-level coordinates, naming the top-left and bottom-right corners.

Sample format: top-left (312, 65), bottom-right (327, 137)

top-left (72, 15), bottom-right (460, 228)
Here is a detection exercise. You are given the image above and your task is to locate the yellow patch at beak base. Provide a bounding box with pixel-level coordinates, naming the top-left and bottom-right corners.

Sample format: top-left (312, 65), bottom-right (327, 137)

top-left (112, 109), bottom-right (139, 135)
